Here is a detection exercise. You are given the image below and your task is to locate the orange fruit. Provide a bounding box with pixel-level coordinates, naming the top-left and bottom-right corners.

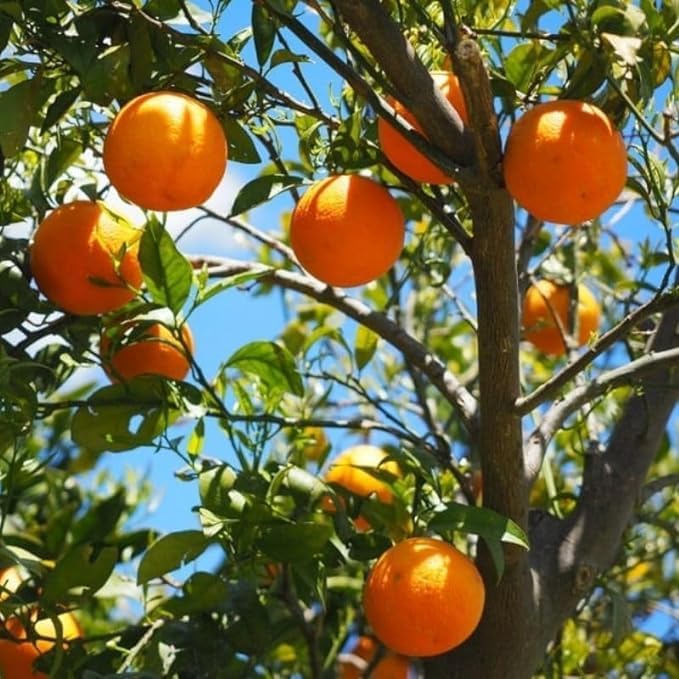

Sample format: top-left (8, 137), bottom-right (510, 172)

top-left (30, 201), bottom-right (142, 315)
top-left (522, 280), bottom-right (601, 356)
top-left (0, 611), bottom-right (81, 679)
top-left (339, 635), bottom-right (410, 679)
top-left (100, 320), bottom-right (194, 382)
top-left (363, 537), bottom-right (485, 657)
top-left (503, 100), bottom-right (627, 224)
top-left (103, 91), bottom-right (227, 211)
top-left (323, 445), bottom-right (400, 531)
top-left (290, 175), bottom-right (405, 288)
top-left (0, 567), bottom-right (81, 679)
top-left (377, 71), bottom-right (469, 184)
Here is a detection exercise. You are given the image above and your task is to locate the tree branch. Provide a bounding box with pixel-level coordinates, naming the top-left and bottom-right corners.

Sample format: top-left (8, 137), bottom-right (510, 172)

top-left (527, 289), bottom-right (679, 671)
top-left (329, 0), bottom-right (475, 168)
top-left (189, 255), bottom-right (479, 434)
top-left (524, 346), bottom-right (679, 483)
top-left (516, 287), bottom-right (679, 415)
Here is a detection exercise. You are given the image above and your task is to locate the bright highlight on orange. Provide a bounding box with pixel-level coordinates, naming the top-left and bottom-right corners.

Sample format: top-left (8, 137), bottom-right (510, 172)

top-left (363, 537), bottom-right (485, 657)
top-left (290, 174), bottom-right (405, 288)
top-left (30, 201), bottom-right (142, 316)
top-left (103, 91), bottom-right (228, 212)
top-left (503, 100), bottom-right (627, 225)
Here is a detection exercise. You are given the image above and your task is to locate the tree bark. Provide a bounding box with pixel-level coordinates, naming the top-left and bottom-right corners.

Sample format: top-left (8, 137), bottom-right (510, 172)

top-left (287, 3), bottom-right (679, 677)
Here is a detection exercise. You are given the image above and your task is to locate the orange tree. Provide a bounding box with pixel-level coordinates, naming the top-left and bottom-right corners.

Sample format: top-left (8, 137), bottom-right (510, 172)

top-left (0, 1), bottom-right (677, 677)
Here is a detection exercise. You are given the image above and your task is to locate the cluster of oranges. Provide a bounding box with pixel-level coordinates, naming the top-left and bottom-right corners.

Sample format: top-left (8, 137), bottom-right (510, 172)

top-left (0, 567), bottom-right (81, 679)
top-left (30, 91), bottom-right (226, 382)
top-left (313, 443), bottom-right (486, 670)
top-left (289, 71), bottom-right (624, 356)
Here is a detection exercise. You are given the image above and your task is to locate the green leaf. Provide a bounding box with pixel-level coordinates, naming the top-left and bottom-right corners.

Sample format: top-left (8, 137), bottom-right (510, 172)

top-left (223, 115), bottom-right (261, 164)
top-left (42, 544), bottom-right (117, 603)
top-left (167, 572), bottom-right (228, 615)
top-left (0, 78), bottom-right (42, 157)
top-left (270, 48), bottom-right (310, 68)
top-left (71, 377), bottom-right (178, 452)
top-left (226, 341), bottom-right (303, 396)
top-left (195, 268), bottom-right (272, 306)
top-left (40, 87), bottom-right (81, 133)
top-left (504, 42), bottom-right (552, 93)
top-left (427, 502), bottom-right (530, 549)
top-left (128, 14), bottom-right (154, 89)
top-left (0, 2), bottom-right (22, 21)
top-left (230, 174), bottom-right (304, 216)
top-left (252, 2), bottom-right (276, 66)
top-left (44, 137), bottom-right (82, 189)
top-left (139, 217), bottom-right (193, 314)
top-left (354, 325), bottom-right (379, 370)
top-left (71, 490), bottom-right (127, 545)
top-left (137, 530), bottom-right (210, 585)
top-left (255, 522), bottom-right (333, 562)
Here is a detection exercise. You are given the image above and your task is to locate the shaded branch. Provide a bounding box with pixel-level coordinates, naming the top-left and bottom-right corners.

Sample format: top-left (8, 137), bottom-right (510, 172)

top-left (329, 0), bottom-right (475, 168)
top-left (524, 346), bottom-right (679, 483)
top-left (188, 255), bottom-right (479, 434)
top-left (516, 287), bottom-right (679, 415)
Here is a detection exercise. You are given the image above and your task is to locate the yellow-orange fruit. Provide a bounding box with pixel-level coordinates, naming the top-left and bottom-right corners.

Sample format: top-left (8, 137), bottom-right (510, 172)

top-left (522, 280), bottom-right (601, 356)
top-left (100, 320), bottom-right (194, 382)
top-left (339, 635), bottom-right (411, 679)
top-left (30, 201), bottom-right (142, 315)
top-left (290, 175), bottom-right (405, 288)
top-left (103, 91), bottom-right (227, 211)
top-left (503, 100), bottom-right (627, 224)
top-left (363, 537), bottom-right (485, 657)
top-left (323, 445), bottom-right (401, 530)
top-left (0, 569), bottom-right (81, 679)
top-left (377, 71), bottom-right (469, 184)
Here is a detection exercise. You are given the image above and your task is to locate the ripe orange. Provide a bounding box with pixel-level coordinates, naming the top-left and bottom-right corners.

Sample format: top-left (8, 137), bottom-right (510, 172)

top-left (100, 320), bottom-right (194, 382)
top-left (522, 280), bottom-right (601, 356)
top-left (103, 91), bottom-right (227, 211)
top-left (377, 71), bottom-right (469, 184)
top-left (339, 635), bottom-right (410, 679)
top-left (0, 611), bottom-right (81, 679)
top-left (503, 100), bottom-right (627, 224)
top-left (363, 537), bottom-right (485, 657)
top-left (290, 175), bottom-right (405, 288)
top-left (30, 201), bottom-right (142, 315)
top-left (323, 445), bottom-right (400, 531)
top-left (0, 567), bottom-right (81, 679)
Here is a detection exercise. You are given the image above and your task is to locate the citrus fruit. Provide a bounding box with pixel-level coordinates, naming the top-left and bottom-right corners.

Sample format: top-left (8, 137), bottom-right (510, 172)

top-left (503, 100), bottom-right (627, 224)
top-left (377, 71), bottom-right (469, 184)
top-left (322, 445), bottom-right (400, 531)
top-left (103, 91), bottom-right (227, 211)
top-left (363, 537), bottom-right (485, 657)
top-left (30, 201), bottom-right (142, 315)
top-left (100, 319), bottom-right (194, 382)
top-left (339, 635), bottom-right (410, 679)
top-left (290, 175), bottom-right (405, 287)
top-left (0, 610), bottom-right (81, 679)
top-left (522, 280), bottom-right (601, 356)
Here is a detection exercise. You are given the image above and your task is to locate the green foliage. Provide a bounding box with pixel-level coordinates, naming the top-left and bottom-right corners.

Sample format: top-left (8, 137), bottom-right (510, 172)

top-left (0, 0), bottom-right (677, 677)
